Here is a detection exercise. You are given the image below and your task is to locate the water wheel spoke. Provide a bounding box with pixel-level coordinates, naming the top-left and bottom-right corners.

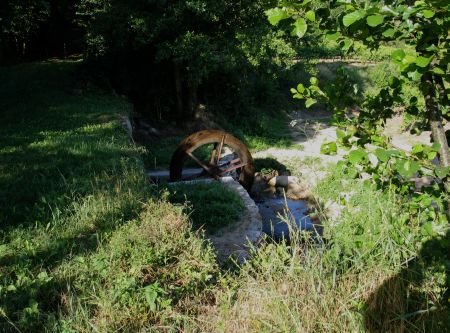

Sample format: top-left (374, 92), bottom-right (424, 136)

top-left (220, 157), bottom-right (241, 168)
top-left (216, 134), bottom-right (226, 165)
top-left (220, 161), bottom-right (247, 175)
top-left (210, 143), bottom-right (218, 165)
top-left (186, 151), bottom-right (216, 177)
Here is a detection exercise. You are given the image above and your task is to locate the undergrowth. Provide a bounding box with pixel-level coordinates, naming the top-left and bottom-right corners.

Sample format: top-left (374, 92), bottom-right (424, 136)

top-left (193, 163), bottom-right (449, 332)
top-left (1, 60), bottom-right (447, 333)
top-left (165, 182), bottom-right (244, 234)
top-left (0, 60), bottom-right (219, 332)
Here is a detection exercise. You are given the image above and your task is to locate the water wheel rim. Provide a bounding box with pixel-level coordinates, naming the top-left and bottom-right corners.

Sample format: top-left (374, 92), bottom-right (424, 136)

top-left (169, 130), bottom-right (255, 189)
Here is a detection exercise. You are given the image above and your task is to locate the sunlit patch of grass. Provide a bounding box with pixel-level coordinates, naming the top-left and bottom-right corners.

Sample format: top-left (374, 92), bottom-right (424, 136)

top-left (54, 200), bottom-right (217, 332)
top-left (166, 182), bottom-right (244, 234)
top-left (191, 163), bottom-right (448, 332)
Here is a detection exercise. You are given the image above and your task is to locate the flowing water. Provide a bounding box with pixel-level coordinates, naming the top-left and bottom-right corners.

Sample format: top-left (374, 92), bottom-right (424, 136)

top-left (256, 196), bottom-right (320, 242)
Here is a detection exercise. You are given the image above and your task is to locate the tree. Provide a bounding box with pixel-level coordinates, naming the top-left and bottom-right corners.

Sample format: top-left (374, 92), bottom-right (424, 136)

top-left (80, 0), bottom-right (296, 122)
top-left (0, 1), bottom-right (50, 60)
top-left (0, 0), bottom-right (86, 63)
top-left (267, 0), bottom-right (450, 202)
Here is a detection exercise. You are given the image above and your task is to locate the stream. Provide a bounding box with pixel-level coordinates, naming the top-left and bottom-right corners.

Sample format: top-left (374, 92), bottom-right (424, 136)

top-left (255, 196), bottom-right (321, 242)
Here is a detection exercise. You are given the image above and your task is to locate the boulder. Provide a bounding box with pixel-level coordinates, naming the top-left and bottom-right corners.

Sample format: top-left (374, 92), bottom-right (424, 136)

top-left (267, 176), bottom-right (299, 188)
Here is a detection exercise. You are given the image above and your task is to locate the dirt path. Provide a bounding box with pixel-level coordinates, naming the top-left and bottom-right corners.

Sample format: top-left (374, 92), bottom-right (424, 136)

top-left (253, 109), bottom-right (343, 164)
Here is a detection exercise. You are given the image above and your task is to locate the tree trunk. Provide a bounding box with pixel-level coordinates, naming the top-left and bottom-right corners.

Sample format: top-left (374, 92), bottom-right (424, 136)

top-left (187, 82), bottom-right (198, 119)
top-left (422, 73), bottom-right (450, 214)
top-left (422, 73), bottom-right (450, 167)
top-left (173, 60), bottom-right (183, 121)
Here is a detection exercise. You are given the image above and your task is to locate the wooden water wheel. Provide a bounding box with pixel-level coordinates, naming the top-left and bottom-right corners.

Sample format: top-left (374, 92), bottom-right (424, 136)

top-left (169, 130), bottom-right (255, 189)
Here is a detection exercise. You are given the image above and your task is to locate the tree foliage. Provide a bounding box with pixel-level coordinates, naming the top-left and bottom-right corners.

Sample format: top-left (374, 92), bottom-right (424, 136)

top-left (268, 3), bottom-right (449, 329)
top-left (267, 0), bottom-right (449, 165)
top-left (0, 1), bottom-right (85, 62)
top-left (77, 0), bottom-right (298, 122)
top-left (268, 0), bottom-right (450, 196)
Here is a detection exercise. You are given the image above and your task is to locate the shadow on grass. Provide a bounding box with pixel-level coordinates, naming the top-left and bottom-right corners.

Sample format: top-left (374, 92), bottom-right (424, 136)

top-left (364, 229), bottom-right (450, 332)
top-left (0, 61), bottom-right (150, 331)
top-left (0, 61), bottom-right (136, 229)
top-left (253, 157), bottom-right (291, 175)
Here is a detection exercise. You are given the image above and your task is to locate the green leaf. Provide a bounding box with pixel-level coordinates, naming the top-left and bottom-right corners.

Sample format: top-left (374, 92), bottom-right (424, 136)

top-left (292, 18), bottom-right (307, 38)
top-left (346, 166), bottom-right (359, 179)
top-left (395, 159), bottom-right (420, 178)
top-left (422, 9), bottom-right (435, 18)
top-left (374, 148), bottom-right (390, 162)
top-left (402, 55), bottom-right (416, 65)
top-left (370, 135), bottom-right (384, 145)
top-left (343, 10), bottom-right (366, 27)
top-left (407, 70), bottom-right (422, 81)
top-left (426, 45), bottom-right (439, 52)
top-left (431, 143), bottom-right (441, 152)
top-left (305, 10), bottom-right (315, 22)
top-left (382, 28), bottom-right (395, 37)
top-left (341, 39), bottom-right (353, 52)
top-left (431, 67), bottom-right (445, 75)
top-left (427, 151), bottom-right (437, 160)
top-left (320, 141), bottom-right (337, 155)
top-left (305, 98), bottom-right (317, 108)
top-left (309, 85), bottom-right (325, 96)
top-left (348, 149), bottom-right (368, 165)
top-left (266, 8), bottom-right (289, 26)
top-left (421, 222), bottom-right (434, 236)
top-left (415, 56), bottom-right (432, 68)
top-left (297, 83), bottom-right (305, 93)
top-left (391, 49), bottom-right (406, 63)
top-left (435, 167), bottom-right (449, 179)
top-left (0, 244), bottom-right (8, 256)
top-left (6, 284), bottom-right (16, 291)
top-left (326, 31), bottom-right (341, 41)
top-left (411, 144), bottom-right (424, 154)
top-left (290, 88), bottom-right (297, 94)
top-left (388, 76), bottom-right (401, 88)
top-left (309, 77), bottom-right (318, 85)
top-left (366, 15), bottom-right (384, 27)
top-left (336, 129), bottom-right (346, 140)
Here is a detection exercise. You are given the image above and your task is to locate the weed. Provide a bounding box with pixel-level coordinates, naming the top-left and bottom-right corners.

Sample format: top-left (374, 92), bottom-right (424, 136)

top-left (166, 182), bottom-right (244, 234)
top-left (193, 163), bottom-right (449, 332)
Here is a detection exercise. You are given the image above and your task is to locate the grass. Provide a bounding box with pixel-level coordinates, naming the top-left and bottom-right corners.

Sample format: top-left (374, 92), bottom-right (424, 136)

top-left (192, 163), bottom-right (449, 332)
top-left (0, 60), bottom-right (219, 332)
top-left (54, 200), bottom-right (218, 332)
top-left (1, 59), bottom-right (447, 332)
top-left (165, 182), bottom-right (244, 234)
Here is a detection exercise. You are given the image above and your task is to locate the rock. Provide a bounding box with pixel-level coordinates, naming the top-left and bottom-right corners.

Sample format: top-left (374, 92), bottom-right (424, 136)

top-left (268, 176), bottom-right (299, 188)
top-left (324, 200), bottom-right (343, 223)
top-left (368, 153), bottom-right (378, 168)
top-left (286, 183), bottom-right (309, 200)
top-left (360, 172), bottom-right (371, 180)
top-left (275, 187), bottom-right (285, 196)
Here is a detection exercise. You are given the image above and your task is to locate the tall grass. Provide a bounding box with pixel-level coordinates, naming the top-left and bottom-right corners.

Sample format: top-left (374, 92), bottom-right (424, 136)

top-left (193, 164), bottom-right (449, 332)
top-left (1, 61), bottom-right (447, 332)
top-left (0, 60), bottom-right (219, 332)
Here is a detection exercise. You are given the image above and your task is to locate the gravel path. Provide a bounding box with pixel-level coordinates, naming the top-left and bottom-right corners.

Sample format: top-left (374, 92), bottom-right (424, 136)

top-left (254, 109), bottom-right (343, 164)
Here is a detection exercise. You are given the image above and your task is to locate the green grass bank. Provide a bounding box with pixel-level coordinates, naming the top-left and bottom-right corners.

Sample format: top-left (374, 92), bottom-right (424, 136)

top-left (0, 60), bottom-right (448, 333)
top-left (0, 60), bottom-right (219, 332)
